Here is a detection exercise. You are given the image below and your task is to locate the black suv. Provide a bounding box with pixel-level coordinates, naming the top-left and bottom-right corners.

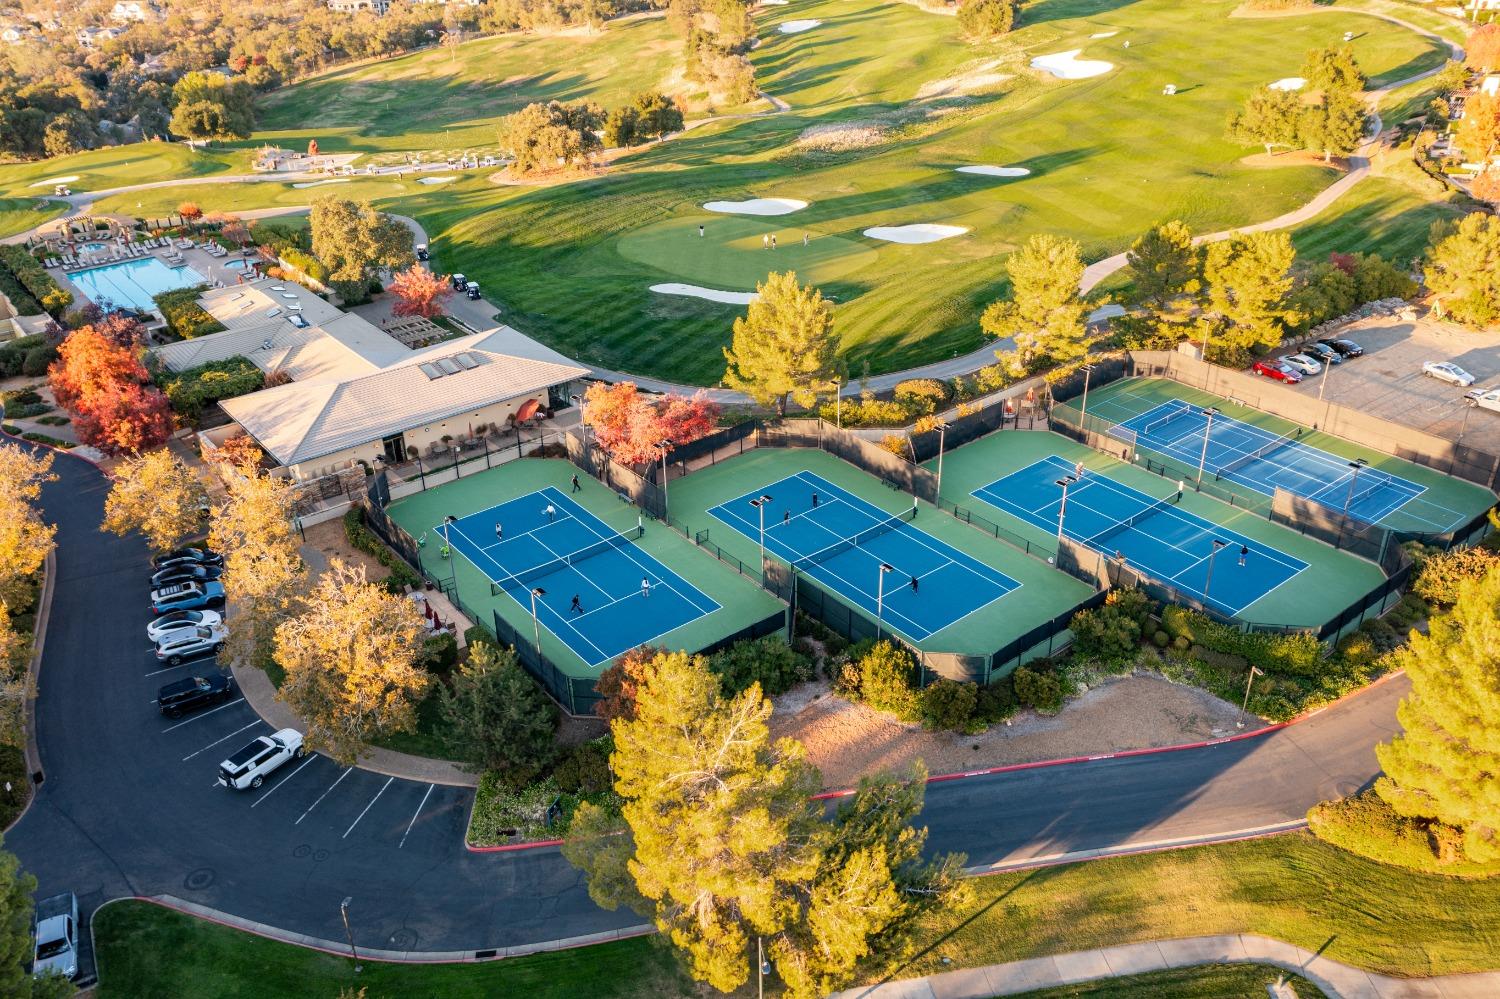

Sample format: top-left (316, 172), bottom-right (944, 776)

top-left (157, 674), bottom-right (234, 718)
top-left (152, 547), bottom-right (224, 571)
top-left (1317, 338), bottom-right (1364, 357)
top-left (149, 563), bottom-right (224, 589)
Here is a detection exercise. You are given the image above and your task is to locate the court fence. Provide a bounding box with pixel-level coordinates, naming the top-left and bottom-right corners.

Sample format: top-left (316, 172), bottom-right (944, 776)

top-left (760, 559), bottom-right (1107, 686)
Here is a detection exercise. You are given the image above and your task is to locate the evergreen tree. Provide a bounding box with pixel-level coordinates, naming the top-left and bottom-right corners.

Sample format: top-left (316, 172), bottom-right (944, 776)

top-left (0, 839), bottom-right (41, 999)
top-left (980, 233), bottom-right (1088, 373)
top-left (1226, 86), bottom-right (1302, 155)
top-left (957, 0), bottom-right (1017, 40)
top-left (1424, 211), bottom-right (1500, 327)
top-left (1301, 45), bottom-right (1366, 95)
top-left (1125, 220), bottom-right (1201, 313)
top-left (723, 271), bottom-right (837, 416)
top-left (1375, 569), bottom-right (1500, 863)
top-left (439, 642), bottom-right (557, 784)
top-left (1201, 231), bottom-right (1302, 355)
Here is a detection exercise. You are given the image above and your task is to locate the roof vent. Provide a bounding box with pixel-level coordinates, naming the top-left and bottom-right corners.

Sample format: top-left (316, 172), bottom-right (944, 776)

top-left (261, 339), bottom-right (274, 350)
top-left (288, 314), bottom-right (310, 329)
top-left (265, 307), bottom-right (282, 319)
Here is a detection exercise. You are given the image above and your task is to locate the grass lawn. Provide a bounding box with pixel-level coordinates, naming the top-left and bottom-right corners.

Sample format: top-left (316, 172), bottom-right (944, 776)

top-left (1289, 152), bottom-right (1469, 267)
top-left (1012, 964), bottom-right (1325, 998)
top-left (0, 198), bottom-right (64, 239)
top-left (87, 176), bottom-right (424, 219)
top-left (92, 834), bottom-right (1500, 997)
top-left (0, 142), bottom-right (241, 199)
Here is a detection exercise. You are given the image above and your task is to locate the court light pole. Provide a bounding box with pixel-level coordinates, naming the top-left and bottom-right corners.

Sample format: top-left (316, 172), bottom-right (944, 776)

top-left (757, 936), bottom-right (771, 999)
top-left (1237, 665), bottom-right (1264, 729)
top-left (934, 422), bottom-right (951, 495)
top-left (875, 563), bottom-right (894, 640)
top-left (657, 439), bottom-right (673, 522)
top-left (1053, 475), bottom-right (1078, 541)
top-left (529, 586), bottom-right (546, 659)
top-left (1201, 538), bottom-right (1229, 608)
top-left (749, 494), bottom-right (773, 564)
top-left (340, 897), bottom-right (361, 974)
top-left (570, 392), bottom-right (588, 446)
top-left (1195, 407), bottom-right (1220, 486)
top-left (832, 376), bottom-right (842, 429)
top-left (1342, 458), bottom-right (1368, 516)
top-left (1077, 363), bottom-right (1095, 425)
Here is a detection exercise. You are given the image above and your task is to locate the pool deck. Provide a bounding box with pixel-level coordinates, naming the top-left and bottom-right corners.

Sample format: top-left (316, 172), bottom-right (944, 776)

top-left (44, 239), bottom-right (262, 316)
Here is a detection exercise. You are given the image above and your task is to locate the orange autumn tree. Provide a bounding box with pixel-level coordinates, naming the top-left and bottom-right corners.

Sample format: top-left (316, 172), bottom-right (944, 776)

top-left (389, 264), bottom-right (453, 319)
top-left (49, 328), bottom-right (173, 455)
top-left (582, 382), bottom-right (721, 466)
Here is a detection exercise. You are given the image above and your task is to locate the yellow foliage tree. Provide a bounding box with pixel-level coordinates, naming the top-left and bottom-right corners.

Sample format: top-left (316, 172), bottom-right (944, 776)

top-left (274, 561), bottom-right (431, 764)
top-left (209, 468), bottom-right (306, 670)
top-left (102, 449), bottom-right (209, 554)
top-left (0, 447), bottom-right (56, 609)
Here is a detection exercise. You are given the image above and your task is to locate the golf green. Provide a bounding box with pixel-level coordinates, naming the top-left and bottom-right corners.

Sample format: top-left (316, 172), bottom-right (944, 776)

top-left (615, 214), bottom-right (877, 290)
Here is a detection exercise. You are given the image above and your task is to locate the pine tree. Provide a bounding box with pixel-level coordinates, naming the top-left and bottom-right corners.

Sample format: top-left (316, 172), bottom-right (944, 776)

top-left (1424, 211), bottom-right (1500, 327)
top-left (0, 839), bottom-right (39, 999)
top-left (439, 641), bottom-right (557, 784)
top-left (723, 271), bottom-right (837, 416)
top-left (1125, 220), bottom-right (1201, 313)
top-left (1375, 568), bottom-right (1500, 863)
top-left (1202, 231), bottom-right (1302, 354)
top-left (1227, 86), bottom-right (1303, 155)
top-left (981, 234), bottom-right (1087, 373)
top-left (1301, 45), bottom-right (1366, 96)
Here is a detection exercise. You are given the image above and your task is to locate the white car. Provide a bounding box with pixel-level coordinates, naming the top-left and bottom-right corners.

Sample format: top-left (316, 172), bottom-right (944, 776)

top-left (154, 624), bottom-right (227, 666)
top-left (1465, 387), bottom-right (1500, 412)
top-left (1423, 361), bottom-right (1476, 386)
top-left (218, 728), bottom-right (304, 790)
top-left (1279, 353), bottom-right (1322, 376)
top-left (32, 893), bottom-right (78, 981)
top-left (146, 609), bottom-right (222, 645)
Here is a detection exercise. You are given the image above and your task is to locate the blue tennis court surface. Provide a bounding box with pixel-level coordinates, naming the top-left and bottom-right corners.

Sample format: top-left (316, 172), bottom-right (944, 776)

top-left (1109, 400), bottom-right (1425, 524)
top-left (708, 471), bottom-right (1020, 642)
top-left (436, 487), bottom-right (719, 667)
top-left (974, 456), bottom-right (1307, 617)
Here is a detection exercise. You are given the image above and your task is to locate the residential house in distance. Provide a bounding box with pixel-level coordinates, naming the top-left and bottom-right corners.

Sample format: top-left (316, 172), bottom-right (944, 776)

top-left (152, 279), bottom-right (588, 481)
top-left (327, 0), bottom-right (391, 13)
top-left (0, 22), bottom-right (36, 44)
top-left (110, 0), bottom-right (161, 22)
top-left (75, 25), bottom-right (123, 47)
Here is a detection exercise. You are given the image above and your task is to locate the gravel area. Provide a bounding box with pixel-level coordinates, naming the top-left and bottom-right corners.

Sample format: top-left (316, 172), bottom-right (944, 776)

top-left (770, 673), bottom-right (1248, 791)
top-left (303, 518), bottom-right (386, 578)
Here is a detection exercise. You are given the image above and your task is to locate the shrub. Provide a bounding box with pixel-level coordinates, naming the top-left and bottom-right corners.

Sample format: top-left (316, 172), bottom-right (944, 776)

top-left (464, 622), bottom-right (496, 649)
top-left (1172, 635), bottom-right (1190, 651)
top-left (1160, 605), bottom-right (1199, 643)
top-left (551, 738), bottom-right (613, 795)
top-left (280, 246), bottom-right (329, 283)
top-left (1070, 594), bottom-right (1146, 661)
top-left (708, 635), bottom-right (812, 696)
top-left (817, 395), bottom-right (922, 428)
top-left (1153, 630), bottom-right (1170, 648)
top-left (918, 678), bottom-right (978, 732)
top-left (0, 245), bottom-right (69, 315)
top-left (1335, 631), bottom-right (1380, 670)
top-left (345, 505), bottom-right (425, 592)
top-left (154, 286), bottom-right (226, 339)
top-left (893, 378), bottom-right (950, 412)
top-left (973, 676), bottom-right (1018, 724)
top-left (20, 345), bottom-right (54, 377)
top-left (0, 335), bottom-right (44, 377)
top-left (424, 632), bottom-right (459, 673)
top-left (1412, 546), bottom-right (1500, 608)
top-left (1012, 665), bottom-right (1063, 714)
top-left (1307, 790), bottom-right (1492, 875)
top-left (837, 639), bottom-right (919, 720)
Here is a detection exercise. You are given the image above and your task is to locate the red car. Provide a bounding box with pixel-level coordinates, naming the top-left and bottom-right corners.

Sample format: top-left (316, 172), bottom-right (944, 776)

top-left (1252, 360), bottom-right (1302, 384)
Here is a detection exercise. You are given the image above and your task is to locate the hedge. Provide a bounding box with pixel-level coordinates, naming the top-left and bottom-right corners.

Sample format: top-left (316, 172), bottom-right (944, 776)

top-left (153, 286), bottom-right (226, 339)
top-left (279, 247), bottom-right (328, 284)
top-left (344, 505), bottom-right (425, 593)
top-left (0, 267), bottom-right (40, 316)
top-left (156, 356), bottom-right (264, 423)
top-left (0, 245), bottom-right (68, 316)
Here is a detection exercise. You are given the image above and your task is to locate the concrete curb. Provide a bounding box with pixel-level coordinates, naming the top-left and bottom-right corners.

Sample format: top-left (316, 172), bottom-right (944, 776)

top-left (91, 895), bottom-right (653, 967)
top-left (962, 820), bottom-right (1309, 876)
top-left (7, 547), bottom-right (53, 833)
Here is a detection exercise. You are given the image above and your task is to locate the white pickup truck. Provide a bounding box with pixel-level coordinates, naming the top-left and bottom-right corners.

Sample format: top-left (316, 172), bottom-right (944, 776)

top-left (1464, 387), bottom-right (1500, 413)
top-left (32, 892), bottom-right (79, 981)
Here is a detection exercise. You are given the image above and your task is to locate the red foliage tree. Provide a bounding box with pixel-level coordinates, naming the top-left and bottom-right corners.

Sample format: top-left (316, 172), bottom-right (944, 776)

top-left (388, 264), bottom-right (454, 318)
top-left (178, 202), bottom-right (203, 222)
top-left (91, 313), bottom-right (148, 348)
top-left (582, 381), bottom-right (721, 465)
top-left (48, 329), bottom-right (174, 456)
top-left (1472, 168), bottom-right (1500, 204)
top-left (1468, 23), bottom-right (1500, 73)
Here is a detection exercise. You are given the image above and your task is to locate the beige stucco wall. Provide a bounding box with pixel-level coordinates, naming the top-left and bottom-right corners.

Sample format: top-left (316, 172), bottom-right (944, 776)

top-left (285, 390), bottom-right (550, 479)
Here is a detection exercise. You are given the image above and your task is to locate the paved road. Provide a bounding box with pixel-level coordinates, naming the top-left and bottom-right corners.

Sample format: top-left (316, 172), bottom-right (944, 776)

top-left (6, 444), bottom-right (1408, 978)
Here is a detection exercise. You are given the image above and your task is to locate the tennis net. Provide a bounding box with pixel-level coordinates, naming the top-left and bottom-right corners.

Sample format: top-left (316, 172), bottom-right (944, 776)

top-left (492, 526), bottom-right (644, 590)
top-left (1217, 429), bottom-right (1299, 476)
top-left (1143, 403), bottom-right (1194, 439)
top-left (791, 508), bottom-right (917, 572)
top-left (1342, 474), bottom-right (1391, 512)
top-left (1080, 495), bottom-right (1174, 551)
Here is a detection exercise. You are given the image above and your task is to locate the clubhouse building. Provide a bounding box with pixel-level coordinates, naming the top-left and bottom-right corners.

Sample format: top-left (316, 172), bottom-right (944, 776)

top-left (152, 278), bottom-right (587, 481)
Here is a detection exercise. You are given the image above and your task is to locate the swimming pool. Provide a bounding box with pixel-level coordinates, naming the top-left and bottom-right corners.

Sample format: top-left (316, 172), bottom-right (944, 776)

top-left (68, 258), bottom-right (208, 313)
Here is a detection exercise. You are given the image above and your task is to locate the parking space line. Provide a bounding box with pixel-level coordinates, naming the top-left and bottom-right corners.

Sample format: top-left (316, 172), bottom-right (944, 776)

top-left (250, 754), bottom-right (318, 808)
top-left (144, 663), bottom-right (193, 678)
top-left (398, 784), bottom-right (436, 849)
top-left (294, 768), bottom-right (352, 825)
top-left (182, 720), bottom-right (262, 761)
top-left (160, 699), bottom-right (244, 733)
top-left (342, 777), bottom-right (393, 839)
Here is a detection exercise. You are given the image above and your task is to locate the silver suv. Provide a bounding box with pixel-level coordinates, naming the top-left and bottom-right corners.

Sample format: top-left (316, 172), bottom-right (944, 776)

top-left (154, 625), bottom-right (227, 666)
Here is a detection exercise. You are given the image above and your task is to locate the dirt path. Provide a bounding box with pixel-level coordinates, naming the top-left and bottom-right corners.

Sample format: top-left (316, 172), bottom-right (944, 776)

top-left (771, 673), bottom-right (1248, 791)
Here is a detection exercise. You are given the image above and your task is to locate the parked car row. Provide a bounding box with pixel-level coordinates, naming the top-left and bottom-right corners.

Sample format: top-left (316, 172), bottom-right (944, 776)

top-left (1251, 338), bottom-right (1364, 385)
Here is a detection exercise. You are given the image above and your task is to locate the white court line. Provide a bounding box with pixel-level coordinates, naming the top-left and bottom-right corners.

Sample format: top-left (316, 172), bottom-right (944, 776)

top-left (250, 754), bottom-right (318, 808)
top-left (399, 783), bottom-right (436, 849)
top-left (160, 698), bottom-right (244, 733)
top-left (144, 662), bottom-right (198, 678)
top-left (472, 511), bottom-right (581, 555)
top-left (343, 776), bottom-right (393, 839)
top-left (182, 720), bottom-right (262, 761)
top-left (531, 531), bottom-right (614, 603)
top-left (295, 767), bottom-right (352, 825)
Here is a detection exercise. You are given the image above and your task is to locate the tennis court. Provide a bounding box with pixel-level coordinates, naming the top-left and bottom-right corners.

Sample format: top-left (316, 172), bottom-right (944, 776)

top-left (436, 486), bottom-right (719, 667)
top-left (975, 455), bottom-right (1307, 617)
top-left (708, 471), bottom-right (1021, 642)
top-left (1109, 399), bottom-right (1426, 524)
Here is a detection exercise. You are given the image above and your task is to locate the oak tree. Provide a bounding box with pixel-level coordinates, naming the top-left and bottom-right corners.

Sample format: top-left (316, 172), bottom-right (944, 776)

top-left (309, 196), bottom-right (415, 287)
top-left (102, 449), bottom-right (209, 555)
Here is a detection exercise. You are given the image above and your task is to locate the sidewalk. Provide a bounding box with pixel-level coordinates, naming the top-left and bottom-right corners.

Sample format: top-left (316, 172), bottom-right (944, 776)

top-left (828, 934), bottom-right (1500, 999)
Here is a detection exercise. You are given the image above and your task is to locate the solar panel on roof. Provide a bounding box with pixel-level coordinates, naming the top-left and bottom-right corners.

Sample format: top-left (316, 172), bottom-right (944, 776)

top-left (419, 362), bottom-right (445, 380)
top-left (452, 352), bottom-right (480, 370)
top-left (436, 357), bottom-right (461, 375)
top-left (265, 308), bottom-right (282, 318)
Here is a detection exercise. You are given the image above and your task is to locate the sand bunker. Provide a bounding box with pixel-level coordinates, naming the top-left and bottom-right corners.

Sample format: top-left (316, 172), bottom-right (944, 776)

top-left (796, 122), bottom-right (888, 152)
top-left (650, 283), bottom-right (759, 305)
top-left (703, 197), bottom-right (809, 216)
top-left (290, 178), bottom-right (352, 189)
top-left (418, 175), bottom-right (458, 185)
top-left (1090, 31), bottom-right (1118, 39)
top-left (956, 165), bottom-right (1030, 178)
top-left (779, 19), bottom-right (821, 33)
top-left (1031, 49), bottom-right (1114, 80)
top-left (30, 175), bottom-right (80, 187)
top-left (762, 0), bottom-right (789, 5)
top-left (1268, 77), bottom-right (1306, 91)
top-left (863, 224), bottom-right (968, 244)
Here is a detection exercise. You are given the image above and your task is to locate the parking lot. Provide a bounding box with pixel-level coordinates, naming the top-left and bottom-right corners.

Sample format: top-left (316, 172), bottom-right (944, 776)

top-left (1291, 314), bottom-right (1500, 456)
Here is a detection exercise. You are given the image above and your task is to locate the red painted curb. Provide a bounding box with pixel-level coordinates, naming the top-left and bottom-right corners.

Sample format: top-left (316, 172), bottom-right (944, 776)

top-left (0, 425), bottom-right (111, 476)
top-left (811, 668), bottom-right (1407, 801)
